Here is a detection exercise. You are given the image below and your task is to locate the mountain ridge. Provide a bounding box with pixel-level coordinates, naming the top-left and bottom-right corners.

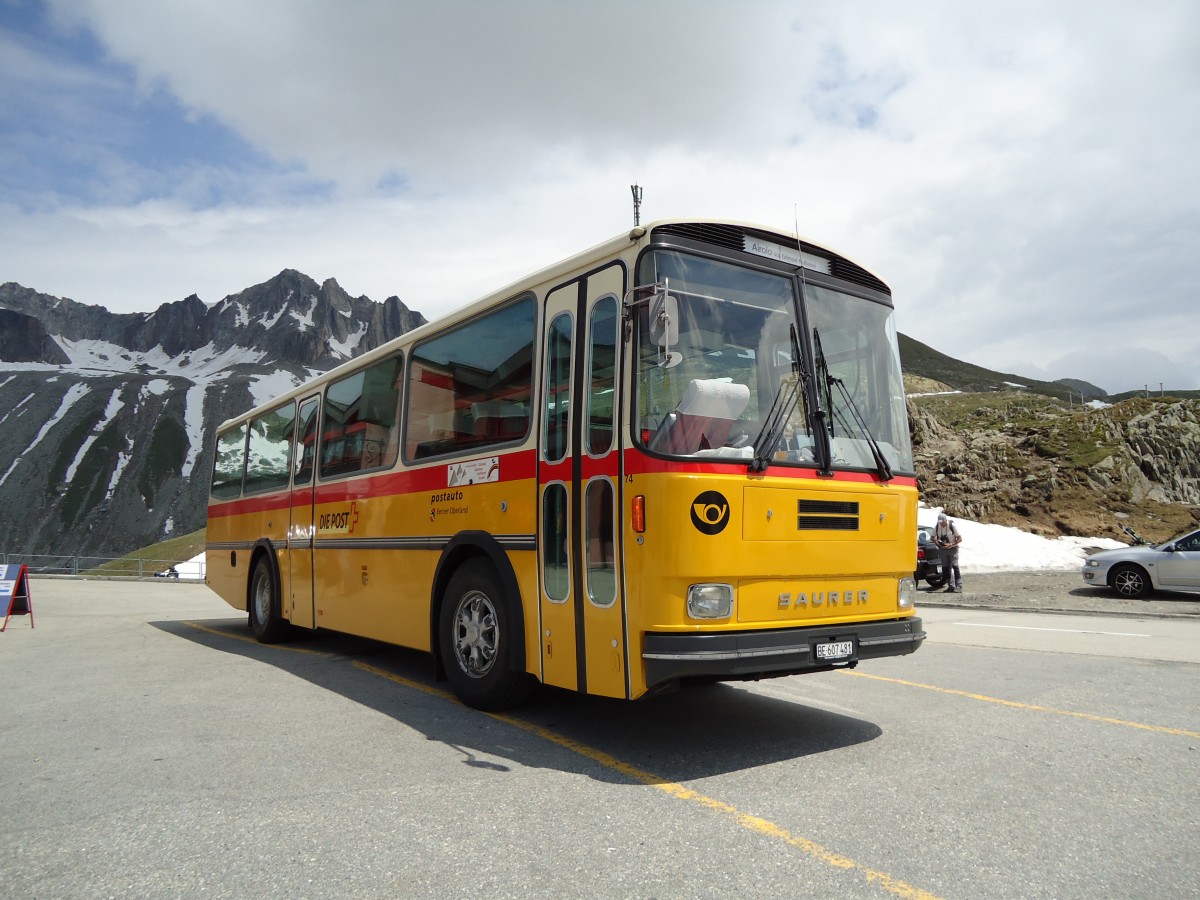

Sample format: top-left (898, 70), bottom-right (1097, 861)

top-left (2, 275), bottom-right (1196, 557)
top-left (0, 271), bottom-right (425, 558)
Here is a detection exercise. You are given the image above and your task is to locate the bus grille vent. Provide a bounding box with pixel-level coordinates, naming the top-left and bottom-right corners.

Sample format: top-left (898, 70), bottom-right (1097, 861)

top-left (796, 499), bottom-right (860, 531)
top-left (828, 258), bottom-right (890, 294)
top-left (797, 516), bottom-right (860, 531)
top-left (652, 222), bottom-right (746, 251)
top-left (798, 499), bottom-right (858, 515)
top-left (651, 223), bottom-right (890, 296)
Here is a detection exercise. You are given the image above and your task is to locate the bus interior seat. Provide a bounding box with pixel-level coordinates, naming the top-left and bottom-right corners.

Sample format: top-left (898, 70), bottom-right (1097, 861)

top-left (472, 399), bottom-right (529, 441)
top-left (649, 379), bottom-right (750, 454)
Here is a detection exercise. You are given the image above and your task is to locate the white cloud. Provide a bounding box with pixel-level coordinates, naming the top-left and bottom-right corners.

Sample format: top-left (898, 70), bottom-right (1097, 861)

top-left (1, 0), bottom-right (1195, 396)
top-left (1038, 347), bottom-right (1199, 397)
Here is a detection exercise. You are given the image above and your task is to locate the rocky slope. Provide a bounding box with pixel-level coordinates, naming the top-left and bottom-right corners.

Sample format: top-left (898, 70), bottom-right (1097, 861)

top-left (910, 385), bottom-right (1200, 543)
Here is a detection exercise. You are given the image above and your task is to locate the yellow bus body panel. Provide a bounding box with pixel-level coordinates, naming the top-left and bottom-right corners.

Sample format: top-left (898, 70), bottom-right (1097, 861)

top-left (621, 472), bottom-right (918, 698)
top-left (205, 514), bottom-right (245, 610)
top-left (294, 474), bottom-right (542, 658)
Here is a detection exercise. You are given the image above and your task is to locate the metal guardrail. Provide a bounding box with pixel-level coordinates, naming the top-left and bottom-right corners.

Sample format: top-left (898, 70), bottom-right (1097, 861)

top-left (0, 553), bottom-right (206, 581)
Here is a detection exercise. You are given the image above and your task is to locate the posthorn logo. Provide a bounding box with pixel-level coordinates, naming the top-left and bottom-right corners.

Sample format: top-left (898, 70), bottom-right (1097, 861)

top-left (690, 491), bottom-right (730, 535)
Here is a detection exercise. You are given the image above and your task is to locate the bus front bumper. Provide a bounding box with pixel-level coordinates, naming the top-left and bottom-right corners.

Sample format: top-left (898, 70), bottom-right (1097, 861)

top-left (642, 617), bottom-right (924, 689)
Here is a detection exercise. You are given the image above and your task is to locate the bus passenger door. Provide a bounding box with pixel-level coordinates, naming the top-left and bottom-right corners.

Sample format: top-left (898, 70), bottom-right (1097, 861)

top-left (287, 395), bottom-right (320, 629)
top-left (538, 265), bottom-right (627, 698)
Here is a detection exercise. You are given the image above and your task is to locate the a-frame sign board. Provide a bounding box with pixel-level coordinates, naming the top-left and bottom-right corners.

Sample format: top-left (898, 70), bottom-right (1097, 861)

top-left (0, 564), bottom-right (34, 632)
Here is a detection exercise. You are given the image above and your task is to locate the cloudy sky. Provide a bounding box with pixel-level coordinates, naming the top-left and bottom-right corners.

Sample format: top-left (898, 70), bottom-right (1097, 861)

top-left (2, 0), bottom-right (1197, 394)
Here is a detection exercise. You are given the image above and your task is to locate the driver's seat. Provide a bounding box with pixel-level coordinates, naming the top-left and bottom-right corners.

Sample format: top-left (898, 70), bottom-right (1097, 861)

top-left (649, 378), bottom-right (750, 454)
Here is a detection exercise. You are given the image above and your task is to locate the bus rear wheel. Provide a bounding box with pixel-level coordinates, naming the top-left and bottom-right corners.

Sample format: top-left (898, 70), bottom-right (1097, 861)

top-left (249, 556), bottom-right (289, 643)
top-left (440, 559), bottom-right (534, 711)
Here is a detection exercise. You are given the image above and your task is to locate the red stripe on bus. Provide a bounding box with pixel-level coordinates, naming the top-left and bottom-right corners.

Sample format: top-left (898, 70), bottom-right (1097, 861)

top-left (207, 448), bottom-right (913, 519)
top-left (207, 448), bottom-right (541, 518)
top-left (620, 449), bottom-right (916, 486)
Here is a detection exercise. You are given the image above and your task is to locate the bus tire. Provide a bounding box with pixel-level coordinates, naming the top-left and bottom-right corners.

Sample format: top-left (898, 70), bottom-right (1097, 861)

top-left (439, 558), bottom-right (535, 711)
top-left (249, 555), bottom-right (288, 643)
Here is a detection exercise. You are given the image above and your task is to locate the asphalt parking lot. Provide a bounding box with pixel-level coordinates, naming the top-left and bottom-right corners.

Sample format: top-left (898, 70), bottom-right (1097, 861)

top-left (918, 569), bottom-right (1200, 617)
top-left (2, 577), bottom-right (1197, 899)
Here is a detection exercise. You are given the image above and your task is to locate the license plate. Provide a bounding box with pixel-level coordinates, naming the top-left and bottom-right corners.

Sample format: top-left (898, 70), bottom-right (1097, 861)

top-left (815, 639), bottom-right (854, 661)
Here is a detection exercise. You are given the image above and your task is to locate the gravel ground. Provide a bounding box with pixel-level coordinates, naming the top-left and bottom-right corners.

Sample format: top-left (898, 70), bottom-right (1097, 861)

top-left (916, 569), bottom-right (1200, 618)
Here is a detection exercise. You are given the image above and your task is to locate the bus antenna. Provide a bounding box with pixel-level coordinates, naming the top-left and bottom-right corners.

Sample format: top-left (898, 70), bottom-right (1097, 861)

top-left (631, 184), bottom-right (644, 226)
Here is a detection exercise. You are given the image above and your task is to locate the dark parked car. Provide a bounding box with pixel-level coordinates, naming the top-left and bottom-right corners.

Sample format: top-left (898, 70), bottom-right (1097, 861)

top-left (916, 526), bottom-right (946, 589)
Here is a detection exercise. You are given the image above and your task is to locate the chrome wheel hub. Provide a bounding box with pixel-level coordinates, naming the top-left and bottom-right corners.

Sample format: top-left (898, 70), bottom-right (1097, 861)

top-left (254, 574), bottom-right (271, 622)
top-left (453, 593), bottom-right (498, 678)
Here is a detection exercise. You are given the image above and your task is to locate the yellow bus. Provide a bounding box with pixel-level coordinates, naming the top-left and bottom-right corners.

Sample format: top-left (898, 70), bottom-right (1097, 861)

top-left (206, 219), bottom-right (924, 709)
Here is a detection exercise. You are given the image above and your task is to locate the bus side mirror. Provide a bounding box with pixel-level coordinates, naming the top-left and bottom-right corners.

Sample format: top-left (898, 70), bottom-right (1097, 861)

top-left (648, 291), bottom-right (681, 368)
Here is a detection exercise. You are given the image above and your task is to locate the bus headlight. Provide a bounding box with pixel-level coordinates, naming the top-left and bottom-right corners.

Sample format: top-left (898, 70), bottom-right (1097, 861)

top-left (898, 577), bottom-right (916, 610)
top-left (687, 584), bottom-right (733, 619)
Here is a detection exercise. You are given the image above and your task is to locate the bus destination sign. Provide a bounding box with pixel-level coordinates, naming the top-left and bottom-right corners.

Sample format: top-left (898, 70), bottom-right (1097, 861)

top-left (742, 237), bottom-right (831, 274)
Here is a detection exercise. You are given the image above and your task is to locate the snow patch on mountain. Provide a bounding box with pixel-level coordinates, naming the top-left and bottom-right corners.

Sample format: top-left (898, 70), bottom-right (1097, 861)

top-left (260, 304), bottom-right (287, 330)
top-left (180, 382), bottom-right (208, 479)
top-left (6, 337), bottom-right (268, 380)
top-left (64, 389), bottom-right (124, 482)
top-left (171, 342), bottom-right (269, 377)
top-left (289, 293), bottom-right (319, 331)
top-left (0, 381), bottom-right (89, 486)
top-left (248, 370), bottom-right (307, 409)
top-left (108, 447), bottom-right (132, 502)
top-left (0, 392), bottom-right (35, 427)
top-left (329, 322), bottom-right (368, 359)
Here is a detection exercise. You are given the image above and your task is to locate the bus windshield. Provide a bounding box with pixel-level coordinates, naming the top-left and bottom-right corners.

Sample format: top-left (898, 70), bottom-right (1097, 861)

top-left (806, 283), bottom-right (913, 476)
top-left (633, 250), bottom-right (914, 475)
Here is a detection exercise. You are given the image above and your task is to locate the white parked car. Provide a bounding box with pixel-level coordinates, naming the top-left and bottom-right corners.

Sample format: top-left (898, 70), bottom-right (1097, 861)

top-left (1082, 529), bottom-right (1200, 598)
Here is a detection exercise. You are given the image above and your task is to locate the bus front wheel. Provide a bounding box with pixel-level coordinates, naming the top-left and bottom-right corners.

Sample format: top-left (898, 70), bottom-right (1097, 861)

top-left (439, 559), bottom-right (534, 711)
top-left (249, 556), bottom-right (288, 643)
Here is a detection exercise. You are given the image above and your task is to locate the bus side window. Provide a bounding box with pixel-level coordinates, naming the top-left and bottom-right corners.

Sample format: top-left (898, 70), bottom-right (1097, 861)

top-left (543, 311), bottom-right (572, 463)
top-left (294, 398), bottom-right (319, 485)
top-left (320, 354), bottom-right (403, 479)
top-left (211, 423), bottom-right (248, 499)
top-left (244, 402), bottom-right (296, 494)
top-left (585, 296), bottom-right (618, 456)
top-left (406, 295), bottom-right (537, 461)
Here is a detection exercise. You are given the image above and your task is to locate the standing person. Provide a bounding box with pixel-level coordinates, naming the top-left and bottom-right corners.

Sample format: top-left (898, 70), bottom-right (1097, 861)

top-left (934, 513), bottom-right (963, 593)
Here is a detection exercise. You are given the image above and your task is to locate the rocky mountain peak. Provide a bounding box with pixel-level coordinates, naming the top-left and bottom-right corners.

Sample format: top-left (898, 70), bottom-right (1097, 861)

top-left (0, 307), bottom-right (71, 363)
top-left (0, 271), bottom-right (428, 557)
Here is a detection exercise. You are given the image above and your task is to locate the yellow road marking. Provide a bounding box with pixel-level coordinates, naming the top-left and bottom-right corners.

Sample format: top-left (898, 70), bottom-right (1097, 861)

top-left (354, 662), bottom-right (942, 900)
top-left (844, 671), bottom-right (1200, 738)
top-left (183, 621), bottom-right (333, 657)
top-left (183, 624), bottom-right (941, 897)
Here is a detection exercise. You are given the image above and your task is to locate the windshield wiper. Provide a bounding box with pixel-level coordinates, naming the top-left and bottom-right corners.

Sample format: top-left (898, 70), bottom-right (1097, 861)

top-left (750, 325), bottom-right (807, 473)
top-left (808, 328), bottom-right (833, 476)
top-left (750, 377), bottom-right (800, 473)
top-left (812, 327), bottom-right (836, 439)
top-left (813, 327), bottom-right (893, 481)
